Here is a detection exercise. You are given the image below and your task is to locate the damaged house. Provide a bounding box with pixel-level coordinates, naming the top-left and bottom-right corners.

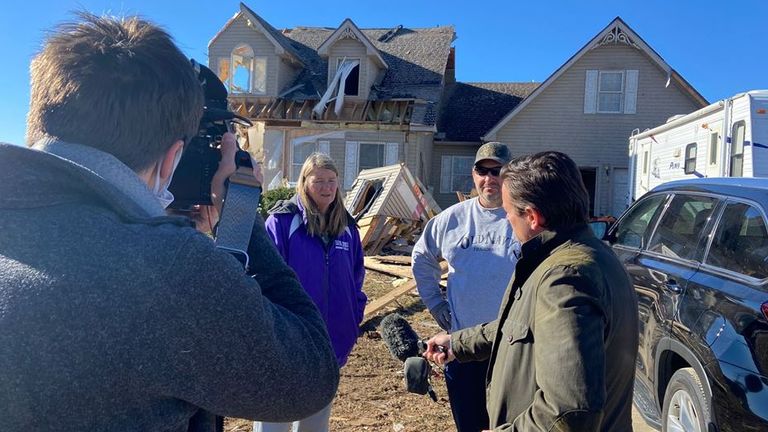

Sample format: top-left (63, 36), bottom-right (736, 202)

top-left (209, 5), bottom-right (706, 215)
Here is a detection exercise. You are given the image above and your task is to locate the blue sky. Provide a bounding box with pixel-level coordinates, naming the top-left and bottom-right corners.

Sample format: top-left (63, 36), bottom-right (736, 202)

top-left (1, 0), bottom-right (765, 146)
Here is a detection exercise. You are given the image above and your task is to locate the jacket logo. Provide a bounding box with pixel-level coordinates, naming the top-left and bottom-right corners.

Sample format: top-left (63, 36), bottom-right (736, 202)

top-left (334, 240), bottom-right (350, 251)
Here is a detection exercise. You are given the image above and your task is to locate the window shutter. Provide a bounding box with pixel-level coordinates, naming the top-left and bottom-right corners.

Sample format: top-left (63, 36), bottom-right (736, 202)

top-left (624, 70), bottom-right (638, 114)
top-left (318, 140), bottom-right (330, 155)
top-left (584, 70), bottom-right (598, 114)
top-left (344, 141), bottom-right (359, 189)
top-left (385, 143), bottom-right (399, 165)
top-left (440, 156), bottom-right (452, 194)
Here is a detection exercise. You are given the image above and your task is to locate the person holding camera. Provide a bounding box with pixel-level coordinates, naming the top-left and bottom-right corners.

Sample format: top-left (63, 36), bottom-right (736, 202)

top-left (256, 153), bottom-right (367, 432)
top-left (0, 13), bottom-right (338, 432)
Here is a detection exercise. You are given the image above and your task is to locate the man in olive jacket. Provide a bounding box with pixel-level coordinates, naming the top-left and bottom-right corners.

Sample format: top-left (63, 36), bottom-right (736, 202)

top-left (425, 151), bottom-right (638, 431)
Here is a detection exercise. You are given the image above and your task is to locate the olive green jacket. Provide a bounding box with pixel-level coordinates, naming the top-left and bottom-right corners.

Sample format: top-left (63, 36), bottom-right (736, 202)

top-left (452, 225), bottom-right (638, 431)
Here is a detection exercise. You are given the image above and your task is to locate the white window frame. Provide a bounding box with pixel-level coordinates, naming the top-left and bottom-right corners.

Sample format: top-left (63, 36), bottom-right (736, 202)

top-left (597, 70), bottom-right (625, 114)
top-left (358, 142), bottom-right (387, 171)
top-left (440, 155), bottom-right (474, 194)
top-left (228, 44), bottom-right (267, 95)
top-left (335, 58), bottom-right (361, 97)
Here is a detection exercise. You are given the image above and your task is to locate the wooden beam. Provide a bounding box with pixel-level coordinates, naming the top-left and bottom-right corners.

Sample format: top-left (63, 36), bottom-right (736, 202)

top-left (363, 261), bottom-right (448, 319)
top-left (284, 100), bottom-right (296, 119)
top-left (364, 257), bottom-right (413, 279)
top-left (375, 101), bottom-right (384, 122)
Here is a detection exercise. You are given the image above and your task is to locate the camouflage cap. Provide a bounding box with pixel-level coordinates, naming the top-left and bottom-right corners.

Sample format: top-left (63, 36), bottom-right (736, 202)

top-left (475, 142), bottom-right (511, 166)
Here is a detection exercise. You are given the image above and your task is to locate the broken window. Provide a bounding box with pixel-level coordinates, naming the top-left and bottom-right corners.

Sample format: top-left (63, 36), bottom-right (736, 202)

top-left (337, 58), bottom-right (360, 96)
top-left (229, 44), bottom-right (266, 94)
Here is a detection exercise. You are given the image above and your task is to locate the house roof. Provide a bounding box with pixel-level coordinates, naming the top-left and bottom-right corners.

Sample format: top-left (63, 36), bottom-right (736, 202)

top-left (317, 19), bottom-right (388, 69)
top-left (438, 82), bottom-right (539, 142)
top-left (209, 3), bottom-right (304, 67)
top-left (482, 16), bottom-right (708, 141)
top-left (276, 25), bottom-right (454, 125)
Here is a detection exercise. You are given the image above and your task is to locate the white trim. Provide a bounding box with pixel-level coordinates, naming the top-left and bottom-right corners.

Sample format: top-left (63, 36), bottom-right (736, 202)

top-left (596, 70), bottom-right (624, 114)
top-left (439, 155), bottom-right (474, 194)
top-left (482, 18), bottom-right (705, 140)
top-left (624, 70), bottom-right (639, 114)
top-left (385, 143), bottom-right (399, 165)
top-left (344, 141), bottom-right (359, 189)
top-left (317, 19), bottom-right (388, 69)
top-left (584, 70), bottom-right (598, 114)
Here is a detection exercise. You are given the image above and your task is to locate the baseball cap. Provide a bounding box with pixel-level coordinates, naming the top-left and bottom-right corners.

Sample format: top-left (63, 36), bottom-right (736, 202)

top-left (475, 142), bottom-right (511, 166)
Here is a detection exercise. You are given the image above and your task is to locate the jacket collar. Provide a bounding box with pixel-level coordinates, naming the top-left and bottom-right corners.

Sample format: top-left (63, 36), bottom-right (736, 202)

top-left (519, 223), bottom-right (593, 262)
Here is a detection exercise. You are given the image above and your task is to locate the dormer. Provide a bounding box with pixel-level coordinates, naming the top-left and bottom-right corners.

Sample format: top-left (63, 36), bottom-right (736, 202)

top-left (316, 19), bottom-right (388, 101)
top-left (208, 3), bottom-right (303, 97)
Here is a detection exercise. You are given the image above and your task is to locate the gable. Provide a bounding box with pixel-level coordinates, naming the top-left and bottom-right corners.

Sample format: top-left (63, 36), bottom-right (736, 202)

top-left (483, 17), bottom-right (707, 141)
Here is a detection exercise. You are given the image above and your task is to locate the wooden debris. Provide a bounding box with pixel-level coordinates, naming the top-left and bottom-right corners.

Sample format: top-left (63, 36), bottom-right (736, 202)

top-left (363, 260), bottom-right (448, 320)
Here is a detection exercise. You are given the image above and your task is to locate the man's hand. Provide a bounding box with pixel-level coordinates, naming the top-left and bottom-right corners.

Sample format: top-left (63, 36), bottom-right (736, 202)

top-left (423, 334), bottom-right (454, 365)
top-left (429, 301), bottom-right (452, 331)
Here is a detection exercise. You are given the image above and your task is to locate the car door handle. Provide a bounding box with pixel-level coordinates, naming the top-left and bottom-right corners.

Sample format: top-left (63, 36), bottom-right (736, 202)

top-left (663, 279), bottom-right (682, 294)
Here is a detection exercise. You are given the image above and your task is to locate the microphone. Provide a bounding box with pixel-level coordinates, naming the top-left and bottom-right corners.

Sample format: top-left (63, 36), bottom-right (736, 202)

top-left (379, 313), bottom-right (442, 402)
top-left (380, 313), bottom-right (421, 362)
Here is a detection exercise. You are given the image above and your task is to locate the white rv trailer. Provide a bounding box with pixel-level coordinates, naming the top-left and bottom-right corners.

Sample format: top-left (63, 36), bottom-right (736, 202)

top-left (628, 90), bottom-right (768, 202)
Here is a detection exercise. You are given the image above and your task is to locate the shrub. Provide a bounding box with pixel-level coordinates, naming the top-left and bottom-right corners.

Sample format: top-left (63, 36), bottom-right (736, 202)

top-left (259, 186), bottom-right (296, 218)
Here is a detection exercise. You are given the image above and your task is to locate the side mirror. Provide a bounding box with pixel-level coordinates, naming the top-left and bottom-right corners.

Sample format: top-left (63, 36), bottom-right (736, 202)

top-left (589, 220), bottom-right (609, 240)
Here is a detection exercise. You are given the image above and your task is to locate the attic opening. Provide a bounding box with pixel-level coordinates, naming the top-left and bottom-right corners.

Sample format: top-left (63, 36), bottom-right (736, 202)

top-left (338, 58), bottom-right (360, 96)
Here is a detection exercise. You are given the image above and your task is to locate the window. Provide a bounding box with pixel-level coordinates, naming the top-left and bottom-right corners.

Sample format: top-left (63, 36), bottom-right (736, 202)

top-left (709, 132), bottom-right (718, 165)
top-left (613, 194), bottom-right (667, 249)
top-left (642, 151), bottom-right (649, 174)
top-left (222, 44), bottom-right (266, 94)
top-left (647, 194), bottom-right (719, 261)
top-left (440, 156), bottom-right (474, 194)
top-left (291, 141), bottom-right (317, 182)
top-left (359, 143), bottom-right (385, 170)
top-left (598, 71), bottom-right (624, 113)
top-left (684, 143), bottom-right (697, 174)
top-left (337, 59), bottom-right (360, 96)
top-left (706, 202), bottom-right (768, 278)
top-left (730, 121), bottom-right (746, 177)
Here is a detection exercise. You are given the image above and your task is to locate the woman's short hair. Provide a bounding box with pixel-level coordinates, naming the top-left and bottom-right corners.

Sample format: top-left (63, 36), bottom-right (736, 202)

top-left (26, 12), bottom-right (204, 172)
top-left (296, 153), bottom-right (348, 237)
top-left (501, 151), bottom-right (590, 230)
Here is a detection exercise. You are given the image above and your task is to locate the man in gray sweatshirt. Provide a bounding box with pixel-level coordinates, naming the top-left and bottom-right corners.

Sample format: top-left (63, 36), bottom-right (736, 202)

top-left (0, 12), bottom-right (338, 431)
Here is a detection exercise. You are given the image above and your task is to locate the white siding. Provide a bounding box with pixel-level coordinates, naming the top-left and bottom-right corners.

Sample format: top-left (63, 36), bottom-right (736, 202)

top-left (208, 15), bottom-right (281, 96)
top-left (493, 44), bottom-right (703, 216)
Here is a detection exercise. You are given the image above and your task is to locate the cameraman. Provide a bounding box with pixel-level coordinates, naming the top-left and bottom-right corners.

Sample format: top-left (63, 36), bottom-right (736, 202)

top-left (0, 12), bottom-right (339, 432)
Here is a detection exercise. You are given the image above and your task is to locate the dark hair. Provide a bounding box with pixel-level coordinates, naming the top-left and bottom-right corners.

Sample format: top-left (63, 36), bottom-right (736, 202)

top-left (500, 151), bottom-right (589, 230)
top-left (26, 12), bottom-right (204, 171)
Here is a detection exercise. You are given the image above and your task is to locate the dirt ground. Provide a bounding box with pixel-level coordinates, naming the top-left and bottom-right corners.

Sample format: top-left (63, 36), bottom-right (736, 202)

top-left (224, 270), bottom-right (656, 432)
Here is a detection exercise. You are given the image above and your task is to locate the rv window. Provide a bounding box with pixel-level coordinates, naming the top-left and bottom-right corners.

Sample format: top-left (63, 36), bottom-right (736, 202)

top-left (684, 143), bottom-right (697, 174)
top-left (709, 133), bottom-right (718, 165)
top-left (730, 121), bottom-right (746, 177)
top-left (642, 151), bottom-right (649, 174)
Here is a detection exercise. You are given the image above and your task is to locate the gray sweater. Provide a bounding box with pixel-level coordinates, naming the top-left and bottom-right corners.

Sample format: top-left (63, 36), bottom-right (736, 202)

top-left (0, 141), bottom-right (339, 431)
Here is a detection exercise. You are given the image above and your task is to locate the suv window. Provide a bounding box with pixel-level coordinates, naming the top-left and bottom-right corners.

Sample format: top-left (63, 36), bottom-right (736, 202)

top-left (706, 202), bottom-right (768, 279)
top-left (647, 194), bottom-right (718, 261)
top-left (613, 194), bottom-right (667, 249)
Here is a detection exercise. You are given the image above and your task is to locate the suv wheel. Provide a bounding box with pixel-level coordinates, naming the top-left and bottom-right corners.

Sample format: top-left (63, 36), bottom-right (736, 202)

top-left (662, 367), bottom-right (710, 432)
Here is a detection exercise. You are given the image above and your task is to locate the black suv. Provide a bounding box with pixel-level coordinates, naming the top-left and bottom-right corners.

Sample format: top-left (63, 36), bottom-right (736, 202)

top-left (603, 178), bottom-right (768, 432)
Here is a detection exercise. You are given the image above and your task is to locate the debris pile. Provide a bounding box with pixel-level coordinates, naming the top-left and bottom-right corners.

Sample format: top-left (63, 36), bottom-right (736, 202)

top-left (345, 163), bottom-right (441, 256)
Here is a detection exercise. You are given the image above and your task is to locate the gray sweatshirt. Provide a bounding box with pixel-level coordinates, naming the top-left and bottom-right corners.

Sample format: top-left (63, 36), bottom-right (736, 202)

top-left (412, 198), bottom-right (519, 330)
top-left (0, 140), bottom-right (339, 431)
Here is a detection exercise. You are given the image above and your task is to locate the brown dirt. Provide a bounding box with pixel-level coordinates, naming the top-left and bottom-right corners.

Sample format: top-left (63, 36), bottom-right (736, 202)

top-left (223, 269), bottom-right (655, 432)
top-left (224, 269), bottom-right (455, 432)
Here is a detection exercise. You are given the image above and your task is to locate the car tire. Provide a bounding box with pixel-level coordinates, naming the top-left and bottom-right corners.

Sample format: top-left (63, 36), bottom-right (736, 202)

top-left (662, 367), bottom-right (711, 432)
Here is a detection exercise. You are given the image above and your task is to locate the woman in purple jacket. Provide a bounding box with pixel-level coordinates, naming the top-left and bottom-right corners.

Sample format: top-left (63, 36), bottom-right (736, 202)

top-left (255, 153), bottom-right (366, 432)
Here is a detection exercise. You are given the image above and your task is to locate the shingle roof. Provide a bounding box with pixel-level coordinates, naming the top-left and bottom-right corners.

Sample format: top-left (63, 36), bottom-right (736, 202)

top-left (437, 82), bottom-right (540, 142)
top-left (279, 26), bottom-right (455, 116)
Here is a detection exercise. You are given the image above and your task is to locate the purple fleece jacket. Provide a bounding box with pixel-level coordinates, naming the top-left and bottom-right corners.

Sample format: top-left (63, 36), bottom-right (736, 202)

top-left (265, 196), bottom-right (366, 366)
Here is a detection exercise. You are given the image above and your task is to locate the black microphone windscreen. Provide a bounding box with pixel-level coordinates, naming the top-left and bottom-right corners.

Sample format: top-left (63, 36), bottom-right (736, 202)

top-left (380, 313), bottom-right (421, 362)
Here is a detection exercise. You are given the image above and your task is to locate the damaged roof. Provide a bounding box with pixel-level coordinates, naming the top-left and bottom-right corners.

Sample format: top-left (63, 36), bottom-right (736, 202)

top-left (437, 82), bottom-right (540, 142)
top-left (280, 26), bottom-right (454, 100)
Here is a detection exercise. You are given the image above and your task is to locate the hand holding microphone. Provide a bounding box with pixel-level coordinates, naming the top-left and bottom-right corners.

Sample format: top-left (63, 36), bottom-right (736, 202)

top-left (423, 333), bottom-right (455, 366)
top-left (379, 313), bottom-right (449, 402)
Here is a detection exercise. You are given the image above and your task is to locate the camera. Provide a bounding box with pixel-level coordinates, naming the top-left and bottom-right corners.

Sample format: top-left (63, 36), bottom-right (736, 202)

top-left (167, 61), bottom-right (253, 210)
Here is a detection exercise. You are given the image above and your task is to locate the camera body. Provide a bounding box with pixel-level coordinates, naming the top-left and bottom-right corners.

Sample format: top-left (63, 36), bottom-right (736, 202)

top-left (167, 61), bottom-right (252, 210)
